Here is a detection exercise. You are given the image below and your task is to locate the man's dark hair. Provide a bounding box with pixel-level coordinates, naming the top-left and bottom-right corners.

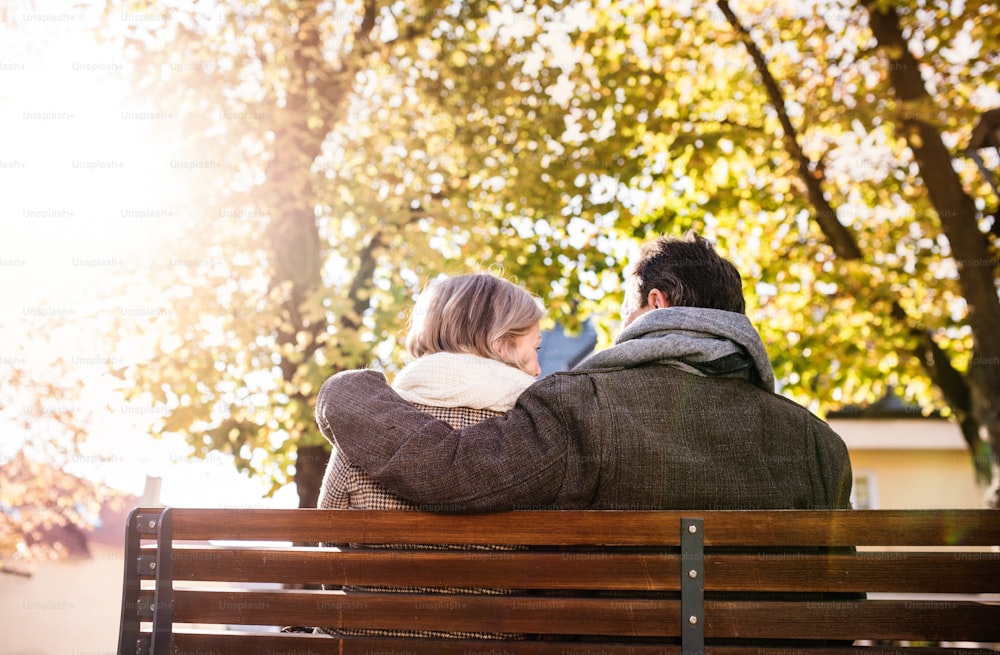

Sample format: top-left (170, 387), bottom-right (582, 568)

top-left (633, 232), bottom-right (746, 314)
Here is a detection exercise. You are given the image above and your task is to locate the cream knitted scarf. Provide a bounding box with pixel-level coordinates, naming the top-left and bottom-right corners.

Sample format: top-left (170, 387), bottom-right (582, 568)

top-left (392, 352), bottom-right (537, 411)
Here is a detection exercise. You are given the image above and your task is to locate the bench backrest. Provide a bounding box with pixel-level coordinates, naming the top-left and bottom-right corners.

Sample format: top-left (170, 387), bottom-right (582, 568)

top-left (116, 507), bottom-right (1000, 655)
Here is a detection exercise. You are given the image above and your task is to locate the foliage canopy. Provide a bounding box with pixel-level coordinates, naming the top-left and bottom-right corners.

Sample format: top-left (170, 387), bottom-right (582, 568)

top-left (2, 0), bottom-right (997, 565)
top-left (101, 0), bottom-right (1000, 499)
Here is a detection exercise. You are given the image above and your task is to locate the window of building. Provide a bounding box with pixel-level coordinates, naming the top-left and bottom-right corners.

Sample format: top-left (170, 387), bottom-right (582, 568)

top-left (851, 471), bottom-right (878, 509)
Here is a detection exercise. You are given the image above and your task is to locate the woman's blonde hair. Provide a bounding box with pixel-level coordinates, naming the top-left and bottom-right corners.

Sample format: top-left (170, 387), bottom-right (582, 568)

top-left (405, 273), bottom-right (545, 374)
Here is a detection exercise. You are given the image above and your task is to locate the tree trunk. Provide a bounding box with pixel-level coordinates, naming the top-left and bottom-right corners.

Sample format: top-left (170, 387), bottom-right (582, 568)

top-left (720, 0), bottom-right (1000, 505)
top-left (263, 0), bottom-right (333, 508)
top-left (863, 3), bottom-right (1000, 507)
top-left (265, 1), bottom-right (389, 508)
top-left (294, 445), bottom-right (330, 508)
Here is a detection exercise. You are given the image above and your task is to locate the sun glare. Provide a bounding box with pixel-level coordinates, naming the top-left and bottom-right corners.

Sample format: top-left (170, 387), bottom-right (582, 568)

top-left (1, 6), bottom-right (297, 508)
top-left (2, 18), bottom-right (177, 304)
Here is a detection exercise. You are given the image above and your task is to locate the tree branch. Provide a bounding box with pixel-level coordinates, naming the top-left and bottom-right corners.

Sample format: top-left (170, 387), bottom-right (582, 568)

top-left (717, 0), bottom-right (988, 475)
top-left (863, 1), bottom-right (1000, 489)
top-left (717, 0), bottom-right (862, 261)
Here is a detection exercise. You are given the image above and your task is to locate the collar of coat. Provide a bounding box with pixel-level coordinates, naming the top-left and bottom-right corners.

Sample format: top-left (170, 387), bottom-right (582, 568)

top-left (574, 307), bottom-right (775, 392)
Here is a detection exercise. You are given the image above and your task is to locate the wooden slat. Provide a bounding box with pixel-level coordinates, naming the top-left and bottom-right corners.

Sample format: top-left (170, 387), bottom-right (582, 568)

top-left (165, 547), bottom-right (1000, 594)
top-left (702, 599), bottom-right (1000, 642)
top-left (169, 630), bottom-right (678, 655)
top-left (703, 552), bottom-right (1000, 593)
top-left (168, 547), bottom-right (682, 590)
top-left (705, 650), bottom-right (1000, 655)
top-left (167, 509), bottom-right (681, 545)
top-left (164, 509), bottom-right (1000, 547)
top-left (167, 631), bottom-right (1000, 655)
top-left (700, 510), bottom-right (1000, 547)
top-left (171, 590), bottom-right (683, 637)
top-left (168, 592), bottom-right (1000, 641)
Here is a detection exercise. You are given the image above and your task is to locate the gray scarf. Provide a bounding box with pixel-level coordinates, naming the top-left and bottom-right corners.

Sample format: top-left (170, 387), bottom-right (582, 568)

top-left (574, 307), bottom-right (775, 392)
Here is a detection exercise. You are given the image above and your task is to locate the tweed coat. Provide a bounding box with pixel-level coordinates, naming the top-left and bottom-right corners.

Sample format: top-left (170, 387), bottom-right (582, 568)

top-left (316, 308), bottom-right (853, 512)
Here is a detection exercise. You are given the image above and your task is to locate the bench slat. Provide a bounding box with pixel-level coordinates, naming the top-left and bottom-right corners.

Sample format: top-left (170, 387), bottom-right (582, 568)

top-left (703, 599), bottom-right (1000, 641)
top-left (167, 547), bottom-right (682, 589)
top-left (170, 631), bottom-right (682, 655)
top-left (163, 547), bottom-right (1000, 594)
top-left (167, 590), bottom-right (1000, 642)
top-left (171, 590), bottom-right (682, 636)
top-left (163, 509), bottom-right (1000, 546)
top-left (167, 631), bottom-right (1000, 655)
top-left (703, 552), bottom-right (1000, 593)
top-left (168, 631), bottom-right (663, 655)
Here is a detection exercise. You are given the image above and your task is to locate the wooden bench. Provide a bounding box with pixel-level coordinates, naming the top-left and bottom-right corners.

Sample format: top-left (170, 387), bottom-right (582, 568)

top-left (116, 507), bottom-right (1000, 655)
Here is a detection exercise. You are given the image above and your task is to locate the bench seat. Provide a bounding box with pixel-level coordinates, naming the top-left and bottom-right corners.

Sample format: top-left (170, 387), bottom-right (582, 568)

top-left (116, 508), bottom-right (1000, 655)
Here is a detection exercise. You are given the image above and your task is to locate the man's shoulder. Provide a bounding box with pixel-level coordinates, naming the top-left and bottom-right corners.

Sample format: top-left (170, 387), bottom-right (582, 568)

top-left (762, 388), bottom-right (834, 426)
top-left (529, 367), bottom-right (632, 397)
top-left (755, 388), bottom-right (847, 452)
